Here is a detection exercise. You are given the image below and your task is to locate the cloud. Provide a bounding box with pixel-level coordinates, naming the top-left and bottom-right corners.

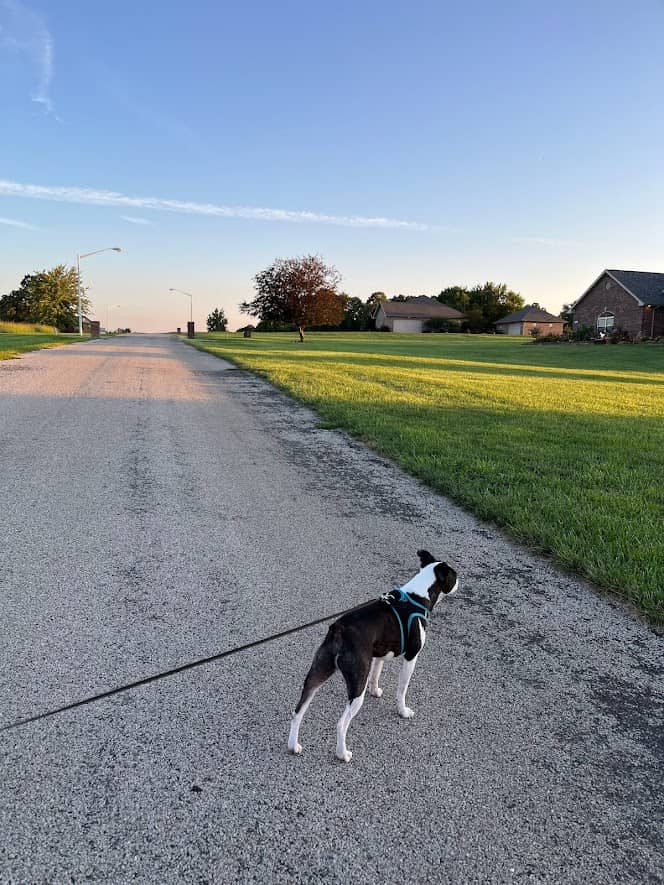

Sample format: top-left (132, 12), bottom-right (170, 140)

top-left (0, 179), bottom-right (430, 231)
top-left (0, 215), bottom-right (39, 230)
top-left (0, 0), bottom-right (57, 117)
top-left (512, 236), bottom-right (573, 247)
top-left (121, 215), bottom-right (153, 225)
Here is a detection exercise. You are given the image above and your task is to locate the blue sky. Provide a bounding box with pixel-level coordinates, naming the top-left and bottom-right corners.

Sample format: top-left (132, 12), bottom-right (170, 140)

top-left (1, 0), bottom-right (663, 331)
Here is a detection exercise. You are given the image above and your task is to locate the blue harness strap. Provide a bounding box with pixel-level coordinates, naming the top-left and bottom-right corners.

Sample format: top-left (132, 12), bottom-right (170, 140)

top-left (380, 588), bottom-right (429, 655)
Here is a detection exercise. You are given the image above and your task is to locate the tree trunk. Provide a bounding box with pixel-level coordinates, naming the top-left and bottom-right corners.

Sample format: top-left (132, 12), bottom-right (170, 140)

top-left (298, 326), bottom-right (305, 342)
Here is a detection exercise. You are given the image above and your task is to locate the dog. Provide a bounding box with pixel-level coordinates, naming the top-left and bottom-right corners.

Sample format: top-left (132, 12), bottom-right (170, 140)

top-left (287, 550), bottom-right (458, 762)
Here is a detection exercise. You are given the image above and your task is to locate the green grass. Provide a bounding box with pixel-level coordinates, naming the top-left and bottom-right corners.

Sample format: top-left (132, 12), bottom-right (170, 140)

top-left (189, 331), bottom-right (664, 627)
top-left (0, 331), bottom-right (88, 360)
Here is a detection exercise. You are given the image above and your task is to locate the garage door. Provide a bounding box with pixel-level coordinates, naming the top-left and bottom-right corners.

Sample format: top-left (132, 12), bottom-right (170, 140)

top-left (392, 319), bottom-right (423, 333)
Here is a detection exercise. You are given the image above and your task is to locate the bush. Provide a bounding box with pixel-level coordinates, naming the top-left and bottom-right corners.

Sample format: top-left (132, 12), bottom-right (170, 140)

top-left (569, 324), bottom-right (595, 341)
top-left (425, 318), bottom-right (461, 333)
top-left (608, 328), bottom-right (632, 343)
top-left (531, 333), bottom-right (565, 344)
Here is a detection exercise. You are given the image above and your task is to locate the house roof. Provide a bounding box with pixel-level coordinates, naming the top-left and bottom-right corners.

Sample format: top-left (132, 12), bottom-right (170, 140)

top-left (379, 298), bottom-right (465, 320)
top-left (574, 269), bottom-right (664, 308)
top-left (494, 306), bottom-right (563, 325)
top-left (606, 270), bottom-right (664, 307)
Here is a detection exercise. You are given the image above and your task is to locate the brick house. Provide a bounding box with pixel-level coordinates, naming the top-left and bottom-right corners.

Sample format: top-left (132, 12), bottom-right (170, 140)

top-left (374, 296), bottom-right (465, 333)
top-left (494, 306), bottom-right (565, 336)
top-left (572, 270), bottom-right (664, 338)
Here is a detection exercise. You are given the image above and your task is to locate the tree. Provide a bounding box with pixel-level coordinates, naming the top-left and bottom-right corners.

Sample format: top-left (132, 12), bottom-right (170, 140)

top-left (206, 307), bottom-right (228, 332)
top-left (340, 295), bottom-right (369, 331)
top-left (560, 303), bottom-right (574, 325)
top-left (437, 281), bottom-right (524, 332)
top-left (0, 265), bottom-right (85, 330)
top-left (241, 255), bottom-right (344, 342)
top-left (438, 286), bottom-right (470, 313)
top-left (365, 292), bottom-right (387, 329)
top-left (366, 291), bottom-right (387, 311)
top-left (0, 288), bottom-right (32, 323)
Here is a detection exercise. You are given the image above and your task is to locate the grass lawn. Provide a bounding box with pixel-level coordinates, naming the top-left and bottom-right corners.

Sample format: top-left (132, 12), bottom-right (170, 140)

top-left (0, 333), bottom-right (88, 361)
top-left (189, 331), bottom-right (664, 627)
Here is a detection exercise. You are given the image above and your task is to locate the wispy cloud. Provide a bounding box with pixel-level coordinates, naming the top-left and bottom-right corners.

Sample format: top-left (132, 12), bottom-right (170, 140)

top-left (0, 0), bottom-right (58, 117)
top-left (121, 215), bottom-right (153, 225)
top-left (0, 179), bottom-right (430, 231)
top-left (0, 215), bottom-right (39, 230)
top-left (512, 236), bottom-right (573, 247)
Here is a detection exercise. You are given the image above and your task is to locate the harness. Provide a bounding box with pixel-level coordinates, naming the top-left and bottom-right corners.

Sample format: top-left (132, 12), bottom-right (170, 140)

top-left (380, 588), bottom-right (429, 655)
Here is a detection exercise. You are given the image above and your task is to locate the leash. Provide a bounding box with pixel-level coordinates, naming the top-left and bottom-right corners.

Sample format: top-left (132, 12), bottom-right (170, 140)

top-left (0, 600), bottom-right (375, 735)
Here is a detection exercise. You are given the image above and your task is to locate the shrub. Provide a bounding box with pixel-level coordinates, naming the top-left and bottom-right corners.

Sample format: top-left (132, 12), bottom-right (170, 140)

top-left (569, 324), bottom-right (595, 341)
top-left (532, 333), bottom-right (565, 344)
top-left (608, 328), bottom-right (632, 344)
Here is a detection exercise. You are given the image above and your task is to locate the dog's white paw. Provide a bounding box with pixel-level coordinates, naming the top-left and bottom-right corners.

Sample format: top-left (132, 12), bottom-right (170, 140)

top-left (336, 749), bottom-right (353, 763)
top-left (399, 707), bottom-right (415, 719)
top-left (368, 686), bottom-right (383, 698)
top-left (288, 742), bottom-right (303, 755)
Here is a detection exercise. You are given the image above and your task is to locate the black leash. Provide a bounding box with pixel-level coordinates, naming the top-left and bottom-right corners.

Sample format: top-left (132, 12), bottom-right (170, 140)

top-left (1, 601), bottom-right (373, 734)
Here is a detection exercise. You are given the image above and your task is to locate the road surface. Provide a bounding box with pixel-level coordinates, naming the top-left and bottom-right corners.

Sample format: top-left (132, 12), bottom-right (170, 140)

top-left (1, 334), bottom-right (662, 883)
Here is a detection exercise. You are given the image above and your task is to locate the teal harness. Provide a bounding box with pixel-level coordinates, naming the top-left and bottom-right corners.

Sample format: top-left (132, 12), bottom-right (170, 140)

top-left (380, 588), bottom-right (429, 655)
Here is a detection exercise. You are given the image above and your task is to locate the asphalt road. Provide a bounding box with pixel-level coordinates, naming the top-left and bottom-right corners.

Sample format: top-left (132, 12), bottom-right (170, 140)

top-left (1, 334), bottom-right (662, 884)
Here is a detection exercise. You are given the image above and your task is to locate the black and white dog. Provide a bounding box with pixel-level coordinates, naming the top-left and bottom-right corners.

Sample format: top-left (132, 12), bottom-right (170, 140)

top-left (288, 550), bottom-right (458, 762)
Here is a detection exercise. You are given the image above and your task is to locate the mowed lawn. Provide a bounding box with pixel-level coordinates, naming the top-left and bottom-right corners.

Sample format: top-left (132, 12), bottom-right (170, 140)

top-left (190, 332), bottom-right (664, 626)
top-left (0, 332), bottom-right (86, 360)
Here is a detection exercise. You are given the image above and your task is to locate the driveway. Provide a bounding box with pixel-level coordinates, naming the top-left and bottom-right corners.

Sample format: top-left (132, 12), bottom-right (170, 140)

top-left (1, 334), bottom-right (662, 883)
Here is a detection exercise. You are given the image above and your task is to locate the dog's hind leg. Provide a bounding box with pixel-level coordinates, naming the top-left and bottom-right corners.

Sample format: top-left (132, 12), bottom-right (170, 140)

top-left (288, 640), bottom-right (336, 755)
top-left (335, 656), bottom-right (371, 762)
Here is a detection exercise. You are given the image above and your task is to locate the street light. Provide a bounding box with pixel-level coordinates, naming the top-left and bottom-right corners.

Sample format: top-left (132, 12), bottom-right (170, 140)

top-left (76, 247), bottom-right (122, 336)
top-left (169, 288), bottom-right (193, 323)
top-left (105, 304), bottom-right (121, 333)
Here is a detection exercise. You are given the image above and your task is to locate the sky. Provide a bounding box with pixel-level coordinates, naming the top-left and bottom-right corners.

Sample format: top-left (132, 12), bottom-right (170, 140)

top-left (1, 0), bottom-right (663, 332)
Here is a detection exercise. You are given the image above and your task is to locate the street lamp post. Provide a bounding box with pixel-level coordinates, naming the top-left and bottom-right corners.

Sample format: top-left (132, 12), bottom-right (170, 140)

top-left (169, 288), bottom-right (193, 323)
top-left (106, 304), bottom-right (121, 333)
top-left (77, 247), bottom-right (122, 336)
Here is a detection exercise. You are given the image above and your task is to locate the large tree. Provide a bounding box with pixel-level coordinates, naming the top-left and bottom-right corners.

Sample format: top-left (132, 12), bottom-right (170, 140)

top-left (0, 265), bottom-right (86, 331)
top-left (241, 255), bottom-right (344, 342)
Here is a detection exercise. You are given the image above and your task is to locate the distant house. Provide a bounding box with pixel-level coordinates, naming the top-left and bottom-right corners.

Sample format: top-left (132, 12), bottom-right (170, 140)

top-left (374, 296), bottom-right (465, 333)
top-left (494, 306), bottom-right (565, 336)
top-left (572, 269), bottom-right (664, 338)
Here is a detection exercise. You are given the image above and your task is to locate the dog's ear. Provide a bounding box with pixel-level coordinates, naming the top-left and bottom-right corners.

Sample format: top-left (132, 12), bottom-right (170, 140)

top-left (433, 561), bottom-right (458, 595)
top-left (417, 549), bottom-right (436, 568)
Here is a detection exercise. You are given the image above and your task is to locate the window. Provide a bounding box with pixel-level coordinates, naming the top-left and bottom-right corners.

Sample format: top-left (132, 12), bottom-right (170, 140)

top-left (597, 312), bottom-right (615, 332)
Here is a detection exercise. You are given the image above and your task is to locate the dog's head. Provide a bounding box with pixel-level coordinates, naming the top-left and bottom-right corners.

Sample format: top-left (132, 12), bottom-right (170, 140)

top-left (416, 549), bottom-right (458, 607)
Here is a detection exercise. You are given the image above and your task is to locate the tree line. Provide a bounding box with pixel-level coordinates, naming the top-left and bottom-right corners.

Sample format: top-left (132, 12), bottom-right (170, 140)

top-left (239, 255), bottom-right (526, 339)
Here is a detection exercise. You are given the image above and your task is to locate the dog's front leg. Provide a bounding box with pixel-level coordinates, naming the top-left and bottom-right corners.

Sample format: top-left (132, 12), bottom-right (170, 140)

top-left (367, 657), bottom-right (385, 698)
top-left (397, 655), bottom-right (418, 719)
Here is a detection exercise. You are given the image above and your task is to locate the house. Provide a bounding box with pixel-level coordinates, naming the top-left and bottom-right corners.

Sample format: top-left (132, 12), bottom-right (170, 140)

top-left (374, 296), bottom-right (465, 333)
top-left (494, 306), bottom-right (565, 336)
top-left (572, 269), bottom-right (664, 338)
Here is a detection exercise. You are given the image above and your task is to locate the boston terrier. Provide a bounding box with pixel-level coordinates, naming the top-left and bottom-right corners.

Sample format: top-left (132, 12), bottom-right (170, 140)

top-left (288, 550), bottom-right (458, 762)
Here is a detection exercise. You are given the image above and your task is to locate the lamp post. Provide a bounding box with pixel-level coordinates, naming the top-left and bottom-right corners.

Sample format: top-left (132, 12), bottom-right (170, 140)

top-left (76, 247), bottom-right (122, 336)
top-left (169, 288), bottom-right (193, 323)
top-left (106, 304), bottom-right (121, 333)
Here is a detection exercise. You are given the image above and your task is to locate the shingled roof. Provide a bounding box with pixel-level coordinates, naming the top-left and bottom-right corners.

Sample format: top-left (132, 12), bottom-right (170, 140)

top-left (604, 270), bottom-right (664, 307)
top-left (494, 306), bottom-right (563, 325)
top-left (380, 298), bottom-right (465, 320)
